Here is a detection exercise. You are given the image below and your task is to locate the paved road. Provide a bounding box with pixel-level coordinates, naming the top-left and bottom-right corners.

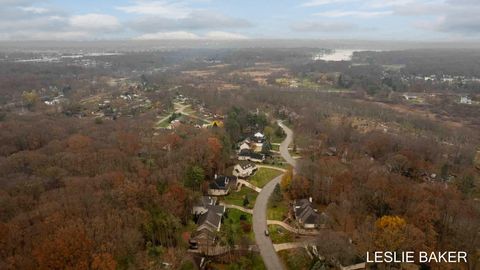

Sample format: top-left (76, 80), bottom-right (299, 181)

top-left (267, 220), bottom-right (320, 236)
top-left (277, 121), bottom-right (297, 168)
top-left (154, 102), bottom-right (190, 129)
top-left (274, 239), bottom-right (318, 252)
top-left (219, 203), bottom-right (253, 214)
top-left (238, 179), bottom-right (262, 192)
top-left (253, 120), bottom-right (297, 270)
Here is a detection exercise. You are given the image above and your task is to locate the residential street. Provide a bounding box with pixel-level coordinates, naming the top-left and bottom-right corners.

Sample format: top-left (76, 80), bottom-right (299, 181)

top-left (154, 102), bottom-right (190, 128)
top-left (253, 120), bottom-right (296, 270)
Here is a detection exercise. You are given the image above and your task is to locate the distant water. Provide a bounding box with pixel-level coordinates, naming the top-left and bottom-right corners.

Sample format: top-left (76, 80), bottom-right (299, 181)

top-left (313, 49), bottom-right (356, 61)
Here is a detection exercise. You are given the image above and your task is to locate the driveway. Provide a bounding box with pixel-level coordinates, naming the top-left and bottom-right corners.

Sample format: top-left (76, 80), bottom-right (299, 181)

top-left (253, 120), bottom-right (296, 270)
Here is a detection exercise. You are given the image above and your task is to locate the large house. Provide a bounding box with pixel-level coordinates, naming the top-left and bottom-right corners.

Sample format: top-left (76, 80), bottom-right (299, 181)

top-left (402, 94), bottom-right (418, 101)
top-left (238, 141), bottom-right (251, 152)
top-left (293, 198), bottom-right (321, 229)
top-left (232, 162), bottom-right (258, 178)
top-left (196, 206), bottom-right (224, 232)
top-left (238, 149), bottom-right (265, 163)
top-left (192, 196), bottom-right (217, 215)
top-left (460, 96), bottom-right (473, 105)
top-left (191, 202), bottom-right (226, 249)
top-left (250, 132), bottom-right (266, 152)
top-left (208, 175), bottom-right (237, 196)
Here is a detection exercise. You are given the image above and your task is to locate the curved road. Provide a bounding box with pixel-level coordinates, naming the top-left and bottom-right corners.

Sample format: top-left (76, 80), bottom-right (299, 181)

top-left (253, 120), bottom-right (297, 270)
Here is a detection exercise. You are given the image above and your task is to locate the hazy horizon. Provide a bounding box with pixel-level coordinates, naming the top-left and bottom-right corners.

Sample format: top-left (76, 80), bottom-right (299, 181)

top-left (1, 39), bottom-right (480, 52)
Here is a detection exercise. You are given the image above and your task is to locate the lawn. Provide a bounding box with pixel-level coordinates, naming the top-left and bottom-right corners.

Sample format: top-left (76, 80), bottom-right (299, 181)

top-left (270, 125), bottom-right (287, 144)
top-left (267, 199), bottom-right (289, 221)
top-left (265, 155), bottom-right (289, 169)
top-left (249, 168), bottom-right (283, 188)
top-left (222, 188), bottom-right (258, 209)
top-left (271, 144), bottom-right (280, 151)
top-left (222, 208), bottom-right (254, 242)
top-left (268, 224), bottom-right (294, 244)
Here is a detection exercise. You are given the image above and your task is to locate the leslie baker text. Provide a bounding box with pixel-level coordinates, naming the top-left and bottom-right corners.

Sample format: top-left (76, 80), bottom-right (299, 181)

top-left (366, 251), bottom-right (467, 263)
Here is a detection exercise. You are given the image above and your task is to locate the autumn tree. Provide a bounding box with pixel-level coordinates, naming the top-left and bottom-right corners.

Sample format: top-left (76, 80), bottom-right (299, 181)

top-left (289, 175), bottom-right (311, 199)
top-left (280, 167), bottom-right (293, 193)
top-left (22, 90), bottom-right (39, 110)
top-left (33, 224), bottom-right (93, 270)
top-left (372, 215), bottom-right (424, 253)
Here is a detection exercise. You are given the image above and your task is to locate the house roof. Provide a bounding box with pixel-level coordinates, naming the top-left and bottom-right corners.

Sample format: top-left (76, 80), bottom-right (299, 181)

top-left (250, 136), bottom-right (265, 144)
top-left (239, 149), bottom-right (265, 160)
top-left (198, 196), bottom-right (216, 208)
top-left (249, 152), bottom-right (265, 160)
top-left (239, 149), bottom-right (253, 157)
top-left (293, 199), bottom-right (320, 225)
top-left (254, 132), bottom-right (265, 138)
top-left (206, 204), bottom-right (225, 216)
top-left (191, 227), bottom-right (217, 242)
top-left (197, 210), bottom-right (222, 232)
top-left (236, 162), bottom-right (256, 170)
top-left (209, 175), bottom-right (237, 190)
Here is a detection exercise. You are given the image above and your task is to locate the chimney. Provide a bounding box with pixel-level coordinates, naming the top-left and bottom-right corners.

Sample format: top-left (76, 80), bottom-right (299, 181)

top-left (309, 197), bottom-right (313, 203)
top-left (214, 174), bottom-right (217, 179)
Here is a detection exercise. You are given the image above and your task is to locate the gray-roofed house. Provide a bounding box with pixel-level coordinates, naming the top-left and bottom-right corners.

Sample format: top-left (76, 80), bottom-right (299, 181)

top-left (293, 198), bottom-right (321, 229)
top-left (208, 175), bottom-right (237, 196)
top-left (238, 149), bottom-right (265, 163)
top-left (192, 196), bottom-right (217, 216)
top-left (191, 204), bottom-right (225, 249)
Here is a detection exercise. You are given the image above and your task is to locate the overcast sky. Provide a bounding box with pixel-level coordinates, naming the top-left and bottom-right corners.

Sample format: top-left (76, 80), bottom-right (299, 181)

top-left (0, 0), bottom-right (479, 41)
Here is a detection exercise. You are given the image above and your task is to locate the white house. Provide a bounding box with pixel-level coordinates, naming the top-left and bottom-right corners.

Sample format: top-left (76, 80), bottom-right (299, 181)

top-left (239, 141), bottom-right (251, 152)
top-left (402, 94), bottom-right (418, 101)
top-left (460, 96), bottom-right (472, 105)
top-left (232, 163), bottom-right (258, 178)
top-left (254, 132), bottom-right (265, 139)
top-left (251, 132), bottom-right (266, 152)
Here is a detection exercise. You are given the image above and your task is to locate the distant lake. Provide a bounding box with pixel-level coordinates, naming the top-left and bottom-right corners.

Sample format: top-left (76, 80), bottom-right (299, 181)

top-left (313, 49), bottom-right (357, 61)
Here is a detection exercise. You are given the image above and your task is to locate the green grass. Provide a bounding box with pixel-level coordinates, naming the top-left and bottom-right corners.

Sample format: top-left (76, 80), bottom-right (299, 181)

top-left (300, 78), bottom-right (321, 89)
top-left (222, 188), bottom-right (258, 209)
top-left (249, 168), bottom-right (283, 188)
top-left (268, 225), bottom-right (294, 244)
top-left (271, 144), bottom-right (280, 151)
top-left (222, 208), bottom-right (254, 242)
top-left (265, 156), bottom-right (289, 169)
top-left (278, 249), bottom-right (313, 270)
top-left (267, 199), bottom-right (289, 221)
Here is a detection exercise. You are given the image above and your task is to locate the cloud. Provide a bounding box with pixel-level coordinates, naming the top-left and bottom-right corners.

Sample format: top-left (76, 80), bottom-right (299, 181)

top-left (135, 31), bottom-right (199, 40)
top-left (69, 13), bottom-right (121, 32)
top-left (0, 2), bottom-right (122, 40)
top-left (301, 0), bottom-right (351, 7)
top-left (19, 6), bottom-right (48, 14)
top-left (5, 31), bottom-right (90, 40)
top-left (117, 0), bottom-right (190, 19)
top-left (205, 31), bottom-right (248, 39)
top-left (291, 21), bottom-right (358, 32)
top-left (134, 31), bottom-right (248, 40)
top-left (390, 0), bottom-right (480, 35)
top-left (315, 10), bottom-right (392, 18)
top-left (130, 10), bottom-right (252, 32)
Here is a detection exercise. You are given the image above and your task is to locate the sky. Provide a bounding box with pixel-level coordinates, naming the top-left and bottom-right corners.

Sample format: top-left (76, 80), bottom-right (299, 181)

top-left (0, 0), bottom-right (479, 41)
